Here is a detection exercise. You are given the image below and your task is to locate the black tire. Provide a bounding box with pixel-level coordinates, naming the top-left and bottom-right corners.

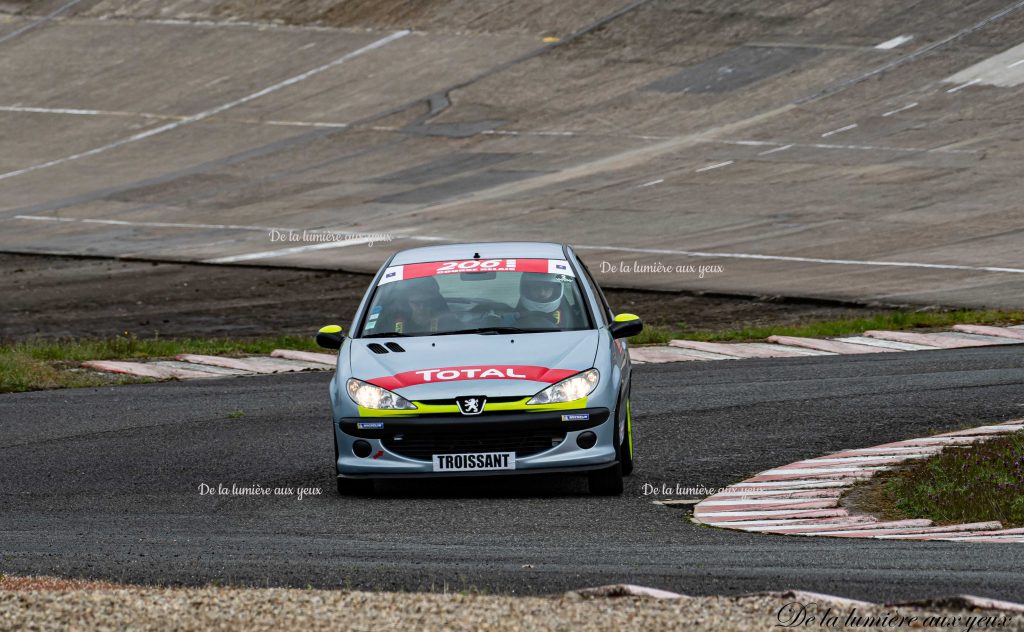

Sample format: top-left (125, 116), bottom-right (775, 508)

top-left (336, 476), bottom-right (375, 496)
top-left (618, 394), bottom-right (634, 476)
top-left (588, 462), bottom-right (624, 495)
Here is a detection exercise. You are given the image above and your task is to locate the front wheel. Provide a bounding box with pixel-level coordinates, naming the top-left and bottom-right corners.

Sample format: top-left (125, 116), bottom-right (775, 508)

top-left (588, 462), bottom-right (623, 495)
top-left (618, 396), bottom-right (634, 476)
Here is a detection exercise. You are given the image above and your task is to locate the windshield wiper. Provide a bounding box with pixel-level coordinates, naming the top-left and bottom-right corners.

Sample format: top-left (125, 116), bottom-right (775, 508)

top-left (362, 332), bottom-right (412, 338)
top-left (431, 327), bottom-right (560, 336)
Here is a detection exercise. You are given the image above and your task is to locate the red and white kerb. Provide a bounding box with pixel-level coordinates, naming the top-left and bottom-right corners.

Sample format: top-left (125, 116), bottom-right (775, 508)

top-left (378, 259), bottom-right (573, 285)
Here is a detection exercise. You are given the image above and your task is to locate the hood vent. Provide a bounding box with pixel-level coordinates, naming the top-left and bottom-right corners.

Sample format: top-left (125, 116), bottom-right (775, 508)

top-left (385, 342), bottom-right (406, 353)
top-left (367, 343), bottom-right (390, 354)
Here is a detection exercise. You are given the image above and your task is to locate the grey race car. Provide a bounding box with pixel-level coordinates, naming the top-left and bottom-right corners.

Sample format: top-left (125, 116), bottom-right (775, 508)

top-left (315, 242), bottom-right (643, 495)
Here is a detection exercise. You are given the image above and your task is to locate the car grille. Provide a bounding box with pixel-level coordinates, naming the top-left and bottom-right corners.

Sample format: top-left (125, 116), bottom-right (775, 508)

top-left (382, 428), bottom-right (566, 461)
top-left (413, 396), bottom-right (526, 416)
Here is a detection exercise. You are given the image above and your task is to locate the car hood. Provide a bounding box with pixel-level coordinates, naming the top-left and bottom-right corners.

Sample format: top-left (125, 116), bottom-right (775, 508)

top-left (349, 330), bottom-right (600, 400)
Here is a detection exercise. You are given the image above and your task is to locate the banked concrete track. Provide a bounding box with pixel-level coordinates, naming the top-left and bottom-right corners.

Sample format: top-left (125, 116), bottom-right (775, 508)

top-left (1, 0), bottom-right (1024, 307)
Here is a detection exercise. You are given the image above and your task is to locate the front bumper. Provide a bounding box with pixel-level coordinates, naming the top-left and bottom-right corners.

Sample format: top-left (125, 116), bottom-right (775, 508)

top-left (336, 407), bottom-right (615, 477)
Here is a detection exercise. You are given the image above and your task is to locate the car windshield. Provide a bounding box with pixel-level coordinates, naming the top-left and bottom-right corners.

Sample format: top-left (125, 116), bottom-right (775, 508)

top-left (359, 258), bottom-right (592, 337)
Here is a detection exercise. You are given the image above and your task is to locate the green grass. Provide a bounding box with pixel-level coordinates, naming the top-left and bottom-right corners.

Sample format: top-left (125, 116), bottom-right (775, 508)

top-left (5, 308), bottom-right (1022, 392)
top-left (0, 333), bottom-right (322, 394)
top-left (627, 309), bottom-right (1024, 345)
top-left (4, 333), bottom-right (320, 362)
top-left (0, 352), bottom-right (152, 392)
top-left (856, 431), bottom-right (1024, 527)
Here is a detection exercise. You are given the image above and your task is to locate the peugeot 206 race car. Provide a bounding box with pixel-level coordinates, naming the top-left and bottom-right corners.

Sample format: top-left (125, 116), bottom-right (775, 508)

top-left (315, 242), bottom-right (643, 495)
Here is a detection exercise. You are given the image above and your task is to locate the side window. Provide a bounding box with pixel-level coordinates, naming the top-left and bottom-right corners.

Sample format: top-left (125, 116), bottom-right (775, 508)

top-left (576, 258), bottom-right (614, 326)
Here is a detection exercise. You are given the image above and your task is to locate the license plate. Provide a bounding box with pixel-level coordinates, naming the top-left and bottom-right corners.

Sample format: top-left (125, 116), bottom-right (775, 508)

top-left (432, 452), bottom-right (516, 472)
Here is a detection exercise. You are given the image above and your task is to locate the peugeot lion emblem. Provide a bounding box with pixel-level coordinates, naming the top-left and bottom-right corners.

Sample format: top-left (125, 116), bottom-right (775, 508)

top-left (456, 396), bottom-right (486, 415)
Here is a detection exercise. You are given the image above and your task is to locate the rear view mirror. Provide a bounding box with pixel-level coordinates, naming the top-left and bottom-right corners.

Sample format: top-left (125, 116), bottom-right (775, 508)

top-left (608, 313), bottom-right (643, 339)
top-left (316, 324), bottom-right (345, 350)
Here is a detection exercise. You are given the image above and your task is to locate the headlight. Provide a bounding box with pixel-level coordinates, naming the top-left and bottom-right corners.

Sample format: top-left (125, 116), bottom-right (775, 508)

top-left (346, 378), bottom-right (416, 410)
top-left (527, 369), bottom-right (599, 405)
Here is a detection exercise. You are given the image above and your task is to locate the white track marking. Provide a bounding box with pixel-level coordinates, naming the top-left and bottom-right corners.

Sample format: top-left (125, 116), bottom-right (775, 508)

top-left (481, 130), bottom-right (578, 137)
top-left (0, 105), bottom-right (351, 129)
top-left (875, 35), bottom-right (914, 50)
top-left (757, 144), bottom-right (792, 155)
top-left (637, 178), bottom-right (664, 187)
top-left (821, 123), bottom-right (858, 137)
top-left (22, 217), bottom-right (1024, 275)
top-left (881, 102), bottom-right (918, 117)
top-left (0, 0), bottom-right (83, 45)
top-left (203, 75), bottom-right (232, 88)
top-left (16, 216), bottom-right (280, 231)
top-left (264, 119), bottom-right (349, 129)
top-left (718, 138), bottom-right (976, 155)
top-left (407, 127), bottom-right (975, 154)
top-left (946, 78), bottom-right (981, 93)
top-left (0, 30), bottom-right (410, 182)
top-left (1009, 58), bottom-right (1024, 68)
top-left (204, 239), bottom-right (379, 263)
top-left (89, 16), bottom-right (343, 33)
top-left (0, 105), bottom-right (142, 117)
top-left (694, 160), bottom-right (734, 173)
top-left (13, 215), bottom-right (447, 242)
top-left (573, 245), bottom-right (1024, 274)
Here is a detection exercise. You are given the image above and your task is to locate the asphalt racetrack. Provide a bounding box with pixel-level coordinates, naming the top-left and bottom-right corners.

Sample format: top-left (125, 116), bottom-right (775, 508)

top-left (3, 346), bottom-right (1023, 601)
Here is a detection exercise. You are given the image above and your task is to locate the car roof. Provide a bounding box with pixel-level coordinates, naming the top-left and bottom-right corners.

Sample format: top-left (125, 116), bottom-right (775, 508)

top-left (390, 241), bottom-right (568, 265)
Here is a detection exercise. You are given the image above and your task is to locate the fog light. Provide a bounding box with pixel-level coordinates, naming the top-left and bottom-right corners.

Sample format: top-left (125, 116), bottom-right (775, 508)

top-left (352, 440), bottom-right (372, 458)
top-left (576, 431), bottom-right (597, 449)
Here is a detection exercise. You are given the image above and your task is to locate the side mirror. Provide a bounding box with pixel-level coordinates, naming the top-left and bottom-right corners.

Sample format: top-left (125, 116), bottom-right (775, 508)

top-left (316, 324), bottom-right (345, 350)
top-left (608, 313), bottom-right (643, 340)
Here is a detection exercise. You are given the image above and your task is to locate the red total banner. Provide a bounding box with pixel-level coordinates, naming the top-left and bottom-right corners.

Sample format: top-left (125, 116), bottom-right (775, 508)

top-left (367, 365), bottom-right (579, 391)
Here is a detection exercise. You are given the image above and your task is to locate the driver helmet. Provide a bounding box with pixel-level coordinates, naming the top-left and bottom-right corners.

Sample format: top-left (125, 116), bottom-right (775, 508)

top-left (520, 274), bottom-right (563, 313)
top-left (404, 276), bottom-right (445, 314)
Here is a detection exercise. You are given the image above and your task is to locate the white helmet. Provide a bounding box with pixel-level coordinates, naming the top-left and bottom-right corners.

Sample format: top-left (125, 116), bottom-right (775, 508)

top-left (520, 274), bottom-right (563, 313)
